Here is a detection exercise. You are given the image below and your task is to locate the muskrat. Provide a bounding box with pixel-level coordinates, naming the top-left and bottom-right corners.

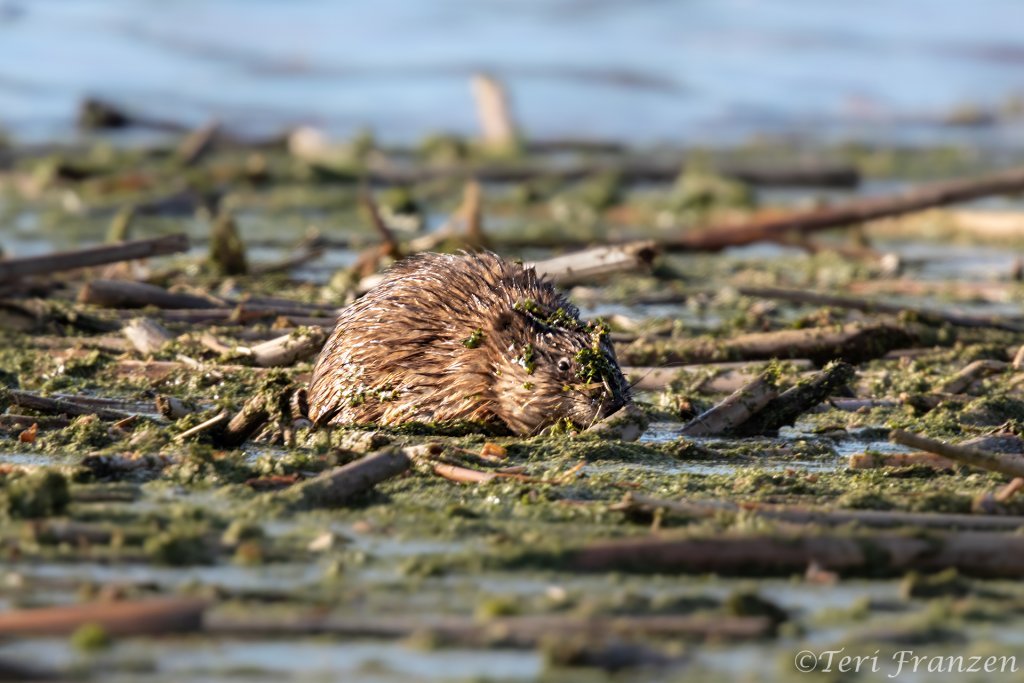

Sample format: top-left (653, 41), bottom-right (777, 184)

top-left (307, 251), bottom-right (631, 435)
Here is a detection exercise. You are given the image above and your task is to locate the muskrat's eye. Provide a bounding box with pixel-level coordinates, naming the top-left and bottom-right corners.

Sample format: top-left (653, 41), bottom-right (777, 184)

top-left (557, 357), bottom-right (572, 373)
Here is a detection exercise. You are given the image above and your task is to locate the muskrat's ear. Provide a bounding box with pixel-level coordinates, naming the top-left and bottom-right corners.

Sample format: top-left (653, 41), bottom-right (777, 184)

top-left (492, 310), bottom-right (515, 333)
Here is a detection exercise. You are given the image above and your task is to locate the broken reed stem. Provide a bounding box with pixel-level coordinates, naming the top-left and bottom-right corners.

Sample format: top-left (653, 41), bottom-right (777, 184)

top-left (731, 361), bottom-right (854, 436)
top-left (669, 165), bottom-right (1024, 252)
top-left (175, 411), bottom-right (230, 441)
top-left (80, 279), bottom-right (221, 309)
top-left (559, 529), bottom-right (1024, 577)
top-left (890, 429), bottom-right (1024, 478)
top-left (279, 447), bottom-right (413, 509)
top-left (530, 241), bottom-right (658, 286)
top-left (938, 359), bottom-right (1008, 394)
top-left (679, 374), bottom-right (778, 437)
top-left (0, 597), bottom-right (207, 637)
top-left (121, 317), bottom-right (175, 355)
top-left (738, 286), bottom-right (1024, 333)
top-left (0, 234), bottom-right (190, 282)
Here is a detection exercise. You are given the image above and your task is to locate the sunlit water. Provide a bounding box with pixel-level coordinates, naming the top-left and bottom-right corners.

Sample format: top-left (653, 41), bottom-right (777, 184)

top-left (2, 0), bottom-right (1024, 146)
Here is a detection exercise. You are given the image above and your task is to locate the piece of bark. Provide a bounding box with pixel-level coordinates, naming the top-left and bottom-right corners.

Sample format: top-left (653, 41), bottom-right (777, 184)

top-left (668, 165), bottom-right (1024, 252)
top-left (0, 234), bottom-right (189, 282)
top-left (0, 597), bottom-right (207, 637)
top-left (731, 361), bottom-right (854, 436)
top-left (679, 374), bottom-right (778, 437)
top-left (530, 241), bottom-right (658, 286)
top-left (737, 286), bottom-right (1024, 333)
top-left (279, 447), bottom-right (413, 509)
top-left (121, 317), bottom-right (175, 355)
top-left (890, 429), bottom-right (1024, 478)
top-left (79, 279), bottom-right (220, 309)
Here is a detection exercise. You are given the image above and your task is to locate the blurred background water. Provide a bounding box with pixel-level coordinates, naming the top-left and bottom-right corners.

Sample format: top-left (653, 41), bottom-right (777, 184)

top-left (3, 0), bottom-right (1024, 147)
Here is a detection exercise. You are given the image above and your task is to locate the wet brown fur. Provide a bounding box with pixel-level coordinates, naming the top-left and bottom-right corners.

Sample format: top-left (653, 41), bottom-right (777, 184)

top-left (307, 251), bottom-right (630, 435)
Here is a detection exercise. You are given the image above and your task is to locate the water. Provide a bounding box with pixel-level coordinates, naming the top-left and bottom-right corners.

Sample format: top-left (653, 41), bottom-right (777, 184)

top-left (3, 1), bottom-right (1024, 146)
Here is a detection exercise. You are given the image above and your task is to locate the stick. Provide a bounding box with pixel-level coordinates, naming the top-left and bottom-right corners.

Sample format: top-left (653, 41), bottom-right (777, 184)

top-left (206, 611), bottom-right (773, 643)
top-left (2, 389), bottom-right (136, 421)
top-left (79, 279), bottom-right (220, 309)
top-left (939, 359), bottom-right (1008, 394)
top-left (848, 452), bottom-right (957, 471)
top-left (279, 447), bottom-right (413, 509)
top-left (618, 494), bottom-right (1024, 531)
top-left (218, 395), bottom-right (270, 448)
top-left (177, 120), bottom-right (221, 166)
top-left (585, 404), bottom-right (650, 442)
top-left (620, 322), bottom-right (914, 367)
top-left (0, 234), bottom-right (189, 282)
top-left (121, 317), bottom-right (175, 355)
top-left (679, 375), bottom-right (778, 437)
top-left (667, 166), bottom-right (1024, 252)
top-left (0, 597), bottom-right (207, 637)
top-left (432, 462), bottom-right (497, 484)
top-left (247, 328), bottom-right (327, 367)
top-left (738, 286), bottom-right (1024, 333)
top-left (731, 361), bottom-right (854, 436)
top-left (558, 530), bottom-right (1024, 577)
top-left (471, 73), bottom-right (519, 152)
top-left (890, 429), bottom-right (1024, 478)
top-left (529, 241), bottom-right (658, 286)
top-left (622, 361), bottom-right (814, 392)
top-left (175, 411), bottom-right (230, 441)
top-left (155, 395), bottom-right (196, 420)
top-left (364, 157), bottom-right (859, 188)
